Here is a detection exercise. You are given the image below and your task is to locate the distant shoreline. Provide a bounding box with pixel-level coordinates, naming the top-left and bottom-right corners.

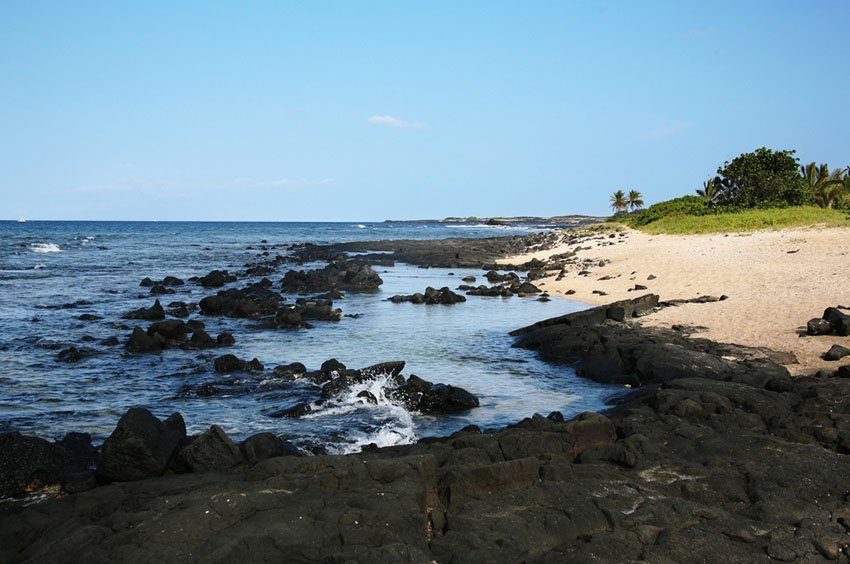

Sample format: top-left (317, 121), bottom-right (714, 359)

top-left (383, 215), bottom-right (607, 225)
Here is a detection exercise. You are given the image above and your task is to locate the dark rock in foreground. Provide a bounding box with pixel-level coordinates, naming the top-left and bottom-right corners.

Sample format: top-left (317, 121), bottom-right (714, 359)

top-left (173, 425), bottom-right (244, 473)
top-left (0, 433), bottom-right (74, 498)
top-left (824, 344), bottom-right (850, 361)
top-left (10, 297), bottom-right (850, 562)
top-left (95, 408), bottom-right (186, 482)
top-left (807, 306), bottom-right (850, 336)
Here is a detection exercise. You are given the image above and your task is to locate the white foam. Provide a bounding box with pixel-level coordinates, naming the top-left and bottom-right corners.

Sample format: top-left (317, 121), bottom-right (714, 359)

top-left (30, 243), bottom-right (61, 253)
top-left (33, 264), bottom-right (46, 270)
top-left (303, 374), bottom-right (418, 453)
top-left (355, 224), bottom-right (366, 229)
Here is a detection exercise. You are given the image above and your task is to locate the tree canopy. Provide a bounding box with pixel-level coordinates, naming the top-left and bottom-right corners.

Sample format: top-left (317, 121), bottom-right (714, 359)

top-left (715, 148), bottom-right (807, 207)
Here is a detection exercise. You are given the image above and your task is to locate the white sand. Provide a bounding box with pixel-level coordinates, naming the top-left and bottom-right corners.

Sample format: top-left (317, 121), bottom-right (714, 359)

top-left (501, 226), bottom-right (850, 375)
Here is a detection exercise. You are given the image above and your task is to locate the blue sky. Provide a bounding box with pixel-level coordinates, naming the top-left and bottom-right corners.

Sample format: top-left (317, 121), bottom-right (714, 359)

top-left (1, 1), bottom-right (848, 221)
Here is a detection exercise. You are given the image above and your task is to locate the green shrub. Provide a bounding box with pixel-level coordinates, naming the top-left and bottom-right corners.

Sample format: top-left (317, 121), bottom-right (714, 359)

top-left (614, 195), bottom-right (711, 227)
top-left (716, 148), bottom-right (808, 207)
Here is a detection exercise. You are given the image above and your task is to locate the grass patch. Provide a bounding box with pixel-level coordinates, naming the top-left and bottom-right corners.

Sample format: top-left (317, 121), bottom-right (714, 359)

top-left (638, 206), bottom-right (850, 234)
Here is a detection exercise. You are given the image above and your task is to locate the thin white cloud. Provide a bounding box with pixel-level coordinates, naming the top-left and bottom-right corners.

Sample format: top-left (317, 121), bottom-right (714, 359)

top-left (367, 115), bottom-right (426, 129)
top-left (260, 178), bottom-right (292, 187)
top-left (641, 121), bottom-right (693, 141)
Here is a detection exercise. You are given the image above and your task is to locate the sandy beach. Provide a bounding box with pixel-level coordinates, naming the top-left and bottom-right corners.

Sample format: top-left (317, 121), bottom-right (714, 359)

top-left (502, 225), bottom-right (850, 375)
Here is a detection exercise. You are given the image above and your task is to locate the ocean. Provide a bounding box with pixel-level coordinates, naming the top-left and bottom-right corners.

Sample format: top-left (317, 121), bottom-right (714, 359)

top-left (0, 220), bottom-right (617, 454)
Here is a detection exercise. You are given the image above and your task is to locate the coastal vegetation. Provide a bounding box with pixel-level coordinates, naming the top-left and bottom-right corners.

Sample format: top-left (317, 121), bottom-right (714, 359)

top-left (610, 189), bottom-right (644, 214)
top-left (611, 147), bottom-right (850, 233)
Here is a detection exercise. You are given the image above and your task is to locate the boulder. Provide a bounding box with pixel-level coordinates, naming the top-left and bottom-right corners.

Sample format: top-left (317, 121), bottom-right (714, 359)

top-left (125, 326), bottom-right (164, 353)
top-left (147, 320), bottom-right (189, 344)
top-left (514, 281), bottom-right (541, 295)
top-left (197, 270), bottom-right (236, 288)
top-left (269, 402), bottom-right (313, 418)
top-left (122, 300), bottom-right (165, 321)
top-left (239, 433), bottom-right (302, 465)
top-left (174, 426), bottom-right (243, 473)
top-left (389, 375), bottom-right (479, 413)
top-left (150, 285), bottom-right (175, 295)
top-left (77, 314), bottom-right (102, 321)
top-left (217, 332), bottom-right (236, 346)
top-left (391, 287), bottom-right (466, 305)
top-left (56, 346), bottom-right (97, 363)
top-left (807, 318), bottom-right (834, 336)
top-left (96, 409), bottom-right (186, 482)
top-left (321, 358), bottom-right (346, 376)
top-left (825, 345), bottom-right (850, 362)
top-left (274, 362), bottom-right (307, 377)
top-left (214, 354), bottom-right (264, 373)
top-left (188, 329), bottom-right (217, 349)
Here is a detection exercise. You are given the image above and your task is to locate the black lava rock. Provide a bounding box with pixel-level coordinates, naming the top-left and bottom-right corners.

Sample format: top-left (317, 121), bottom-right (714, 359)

top-left (96, 408), bottom-right (186, 482)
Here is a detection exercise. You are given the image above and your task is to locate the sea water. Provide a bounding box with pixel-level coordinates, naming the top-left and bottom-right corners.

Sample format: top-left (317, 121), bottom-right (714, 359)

top-left (0, 220), bottom-right (617, 453)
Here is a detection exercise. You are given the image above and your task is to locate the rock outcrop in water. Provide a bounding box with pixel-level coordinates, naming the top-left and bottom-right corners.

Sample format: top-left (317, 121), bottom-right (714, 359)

top-left (280, 259), bottom-right (383, 294)
top-left (121, 299), bottom-right (165, 321)
top-left (192, 269), bottom-right (237, 288)
top-left (199, 279), bottom-right (342, 329)
top-left (125, 320), bottom-right (235, 353)
top-left (140, 276), bottom-right (184, 287)
top-left (270, 360), bottom-right (480, 418)
top-left (389, 286), bottom-right (466, 305)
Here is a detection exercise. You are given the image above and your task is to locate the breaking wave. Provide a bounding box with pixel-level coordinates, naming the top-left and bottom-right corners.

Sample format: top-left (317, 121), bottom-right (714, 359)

top-left (30, 243), bottom-right (61, 254)
top-left (304, 374), bottom-right (417, 454)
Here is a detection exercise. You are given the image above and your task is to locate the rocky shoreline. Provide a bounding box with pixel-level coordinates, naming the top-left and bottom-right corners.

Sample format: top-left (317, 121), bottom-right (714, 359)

top-left (4, 291), bottom-right (850, 561)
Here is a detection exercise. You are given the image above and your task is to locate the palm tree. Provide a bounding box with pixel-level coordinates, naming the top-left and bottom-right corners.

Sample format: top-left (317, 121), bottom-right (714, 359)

top-left (839, 167), bottom-right (850, 208)
top-left (801, 162), bottom-right (845, 208)
top-left (627, 190), bottom-right (644, 211)
top-left (697, 176), bottom-right (721, 206)
top-left (610, 190), bottom-right (628, 215)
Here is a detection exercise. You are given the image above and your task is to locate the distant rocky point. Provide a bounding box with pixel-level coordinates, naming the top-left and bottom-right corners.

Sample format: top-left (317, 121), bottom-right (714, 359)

top-left (384, 215), bottom-right (606, 225)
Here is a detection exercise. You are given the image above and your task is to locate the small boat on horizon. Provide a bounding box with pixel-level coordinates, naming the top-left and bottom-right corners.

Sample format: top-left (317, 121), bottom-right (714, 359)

top-left (17, 217), bottom-right (27, 223)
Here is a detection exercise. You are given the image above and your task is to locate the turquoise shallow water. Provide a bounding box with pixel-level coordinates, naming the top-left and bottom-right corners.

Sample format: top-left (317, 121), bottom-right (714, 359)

top-left (0, 220), bottom-right (617, 453)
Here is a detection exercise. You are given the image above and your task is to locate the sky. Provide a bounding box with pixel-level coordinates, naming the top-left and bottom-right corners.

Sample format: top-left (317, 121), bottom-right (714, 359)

top-left (1, 1), bottom-right (849, 221)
